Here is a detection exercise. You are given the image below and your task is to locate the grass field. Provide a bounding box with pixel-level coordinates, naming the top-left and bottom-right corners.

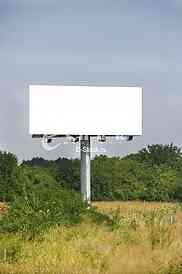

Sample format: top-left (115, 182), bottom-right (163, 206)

top-left (1, 201), bottom-right (182, 274)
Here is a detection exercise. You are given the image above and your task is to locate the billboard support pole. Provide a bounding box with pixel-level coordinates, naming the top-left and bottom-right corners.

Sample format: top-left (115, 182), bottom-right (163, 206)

top-left (80, 135), bottom-right (91, 205)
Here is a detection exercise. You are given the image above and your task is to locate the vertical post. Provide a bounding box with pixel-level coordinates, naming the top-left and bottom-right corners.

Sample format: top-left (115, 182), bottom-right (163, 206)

top-left (80, 135), bottom-right (91, 205)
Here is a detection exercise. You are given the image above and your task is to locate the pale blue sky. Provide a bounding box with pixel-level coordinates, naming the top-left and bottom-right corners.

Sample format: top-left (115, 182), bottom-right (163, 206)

top-left (0, 0), bottom-right (182, 160)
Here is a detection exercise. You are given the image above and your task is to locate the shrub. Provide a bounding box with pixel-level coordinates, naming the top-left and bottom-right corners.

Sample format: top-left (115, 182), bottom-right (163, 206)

top-left (0, 185), bottom-right (86, 238)
top-left (0, 152), bottom-right (21, 202)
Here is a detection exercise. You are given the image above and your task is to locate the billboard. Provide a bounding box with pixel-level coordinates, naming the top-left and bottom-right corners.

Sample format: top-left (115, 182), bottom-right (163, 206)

top-left (29, 85), bottom-right (142, 136)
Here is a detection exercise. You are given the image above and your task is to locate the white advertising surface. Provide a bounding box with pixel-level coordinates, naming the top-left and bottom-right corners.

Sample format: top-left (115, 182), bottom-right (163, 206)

top-left (29, 85), bottom-right (142, 136)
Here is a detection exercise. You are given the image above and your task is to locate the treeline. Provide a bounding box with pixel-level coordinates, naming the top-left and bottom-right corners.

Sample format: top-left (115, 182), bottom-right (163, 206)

top-left (23, 143), bottom-right (182, 202)
top-left (1, 143), bottom-right (182, 203)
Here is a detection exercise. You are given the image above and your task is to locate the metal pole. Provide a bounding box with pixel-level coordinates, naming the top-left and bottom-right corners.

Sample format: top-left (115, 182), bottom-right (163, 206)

top-left (80, 135), bottom-right (91, 205)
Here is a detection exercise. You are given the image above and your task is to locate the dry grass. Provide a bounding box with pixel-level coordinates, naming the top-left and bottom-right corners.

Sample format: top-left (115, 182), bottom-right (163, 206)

top-left (1, 201), bottom-right (182, 274)
top-left (92, 201), bottom-right (177, 212)
top-left (0, 202), bottom-right (7, 215)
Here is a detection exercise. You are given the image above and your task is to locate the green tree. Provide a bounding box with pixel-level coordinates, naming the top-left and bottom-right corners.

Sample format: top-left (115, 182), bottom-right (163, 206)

top-left (0, 152), bottom-right (21, 202)
top-left (133, 144), bottom-right (181, 167)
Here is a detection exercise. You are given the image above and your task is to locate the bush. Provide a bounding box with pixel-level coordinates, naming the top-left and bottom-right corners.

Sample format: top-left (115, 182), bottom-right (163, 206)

top-left (18, 165), bottom-right (60, 193)
top-left (0, 185), bottom-right (86, 238)
top-left (0, 152), bottom-right (21, 202)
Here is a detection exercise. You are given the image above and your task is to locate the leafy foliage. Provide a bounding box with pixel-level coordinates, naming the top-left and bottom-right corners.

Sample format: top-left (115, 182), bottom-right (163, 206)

top-left (125, 143), bottom-right (181, 167)
top-left (0, 156), bottom-right (86, 238)
top-left (1, 143), bottom-right (182, 205)
top-left (0, 152), bottom-right (22, 202)
top-left (0, 184), bottom-right (86, 238)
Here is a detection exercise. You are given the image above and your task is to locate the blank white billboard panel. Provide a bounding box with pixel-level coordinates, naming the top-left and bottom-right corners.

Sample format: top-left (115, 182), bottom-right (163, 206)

top-left (29, 85), bottom-right (142, 135)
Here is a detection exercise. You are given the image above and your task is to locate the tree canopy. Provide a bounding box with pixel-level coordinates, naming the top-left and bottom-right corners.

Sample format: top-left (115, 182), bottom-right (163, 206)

top-left (1, 144), bottom-right (182, 202)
